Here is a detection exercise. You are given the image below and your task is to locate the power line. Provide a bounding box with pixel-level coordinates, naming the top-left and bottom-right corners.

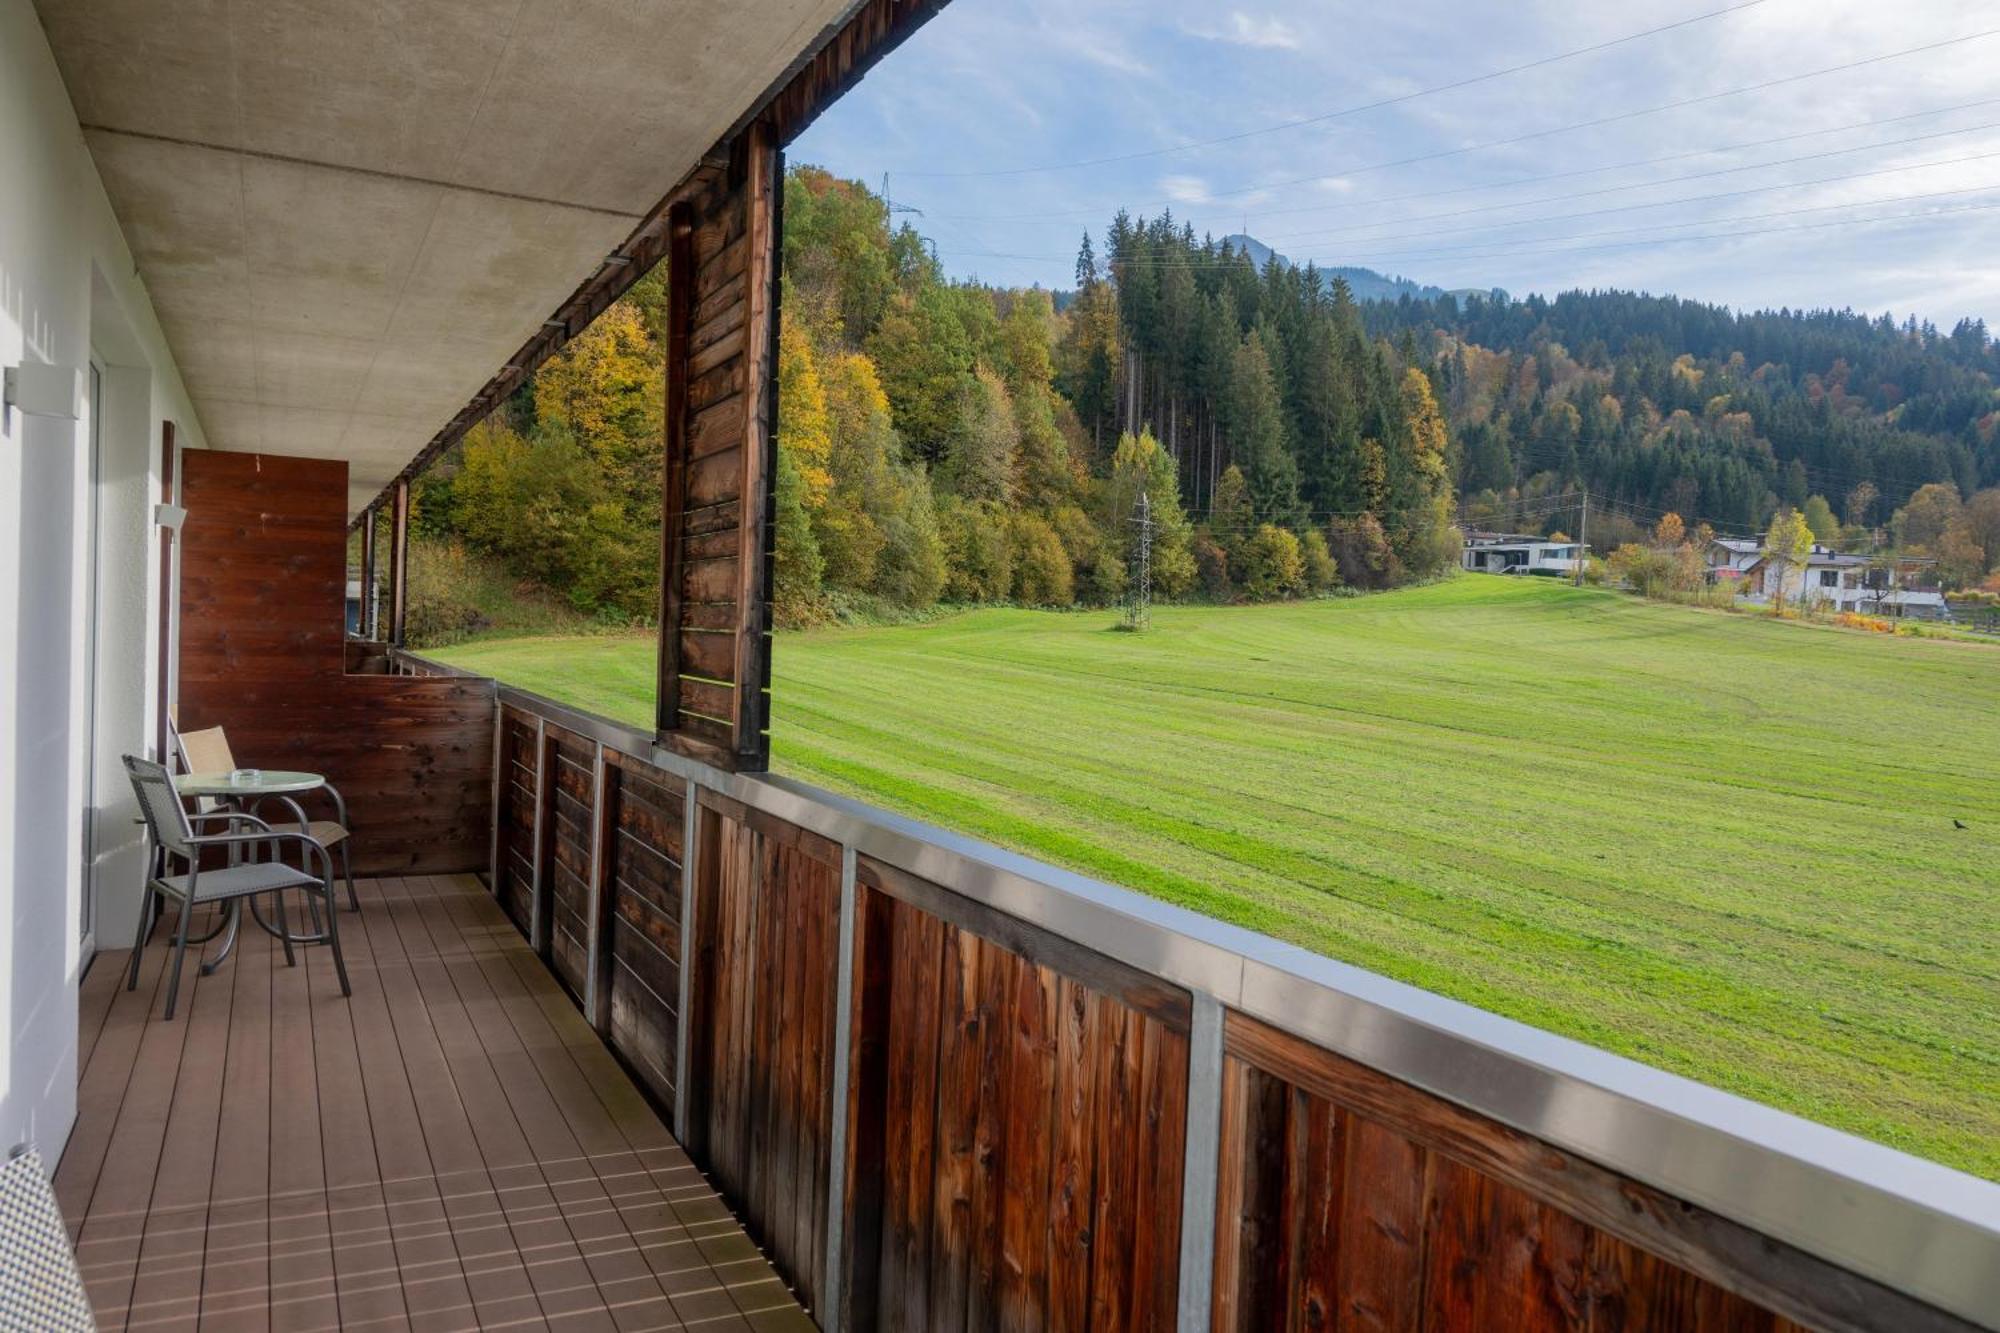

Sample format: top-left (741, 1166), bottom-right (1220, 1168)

top-left (931, 95), bottom-right (2000, 226)
top-left (1250, 121), bottom-right (2000, 249)
top-left (896, 1), bottom-right (1772, 179)
top-left (937, 188), bottom-right (2000, 273)
top-left (897, 23), bottom-right (2000, 197)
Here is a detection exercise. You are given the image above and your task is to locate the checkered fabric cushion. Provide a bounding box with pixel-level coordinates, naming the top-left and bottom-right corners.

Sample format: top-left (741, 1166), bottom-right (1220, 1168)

top-left (0, 1148), bottom-right (95, 1331)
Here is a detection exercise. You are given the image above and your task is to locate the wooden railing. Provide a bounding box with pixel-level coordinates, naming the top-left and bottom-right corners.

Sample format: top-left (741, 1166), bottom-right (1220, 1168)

top-left (397, 652), bottom-right (2000, 1333)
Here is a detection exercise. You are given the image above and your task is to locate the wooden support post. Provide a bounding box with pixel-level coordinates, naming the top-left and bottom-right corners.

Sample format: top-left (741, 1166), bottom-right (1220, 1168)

top-left (388, 476), bottom-right (410, 646)
top-left (585, 742), bottom-right (615, 1032)
top-left (358, 504), bottom-right (377, 639)
top-left (821, 844), bottom-right (859, 1332)
top-left (654, 126), bottom-right (781, 771)
top-left (732, 122), bottom-right (781, 769)
top-left (655, 201), bottom-right (694, 739)
top-left (155, 420), bottom-right (177, 761)
top-left (529, 715), bottom-right (551, 954)
top-left (673, 774), bottom-right (701, 1140)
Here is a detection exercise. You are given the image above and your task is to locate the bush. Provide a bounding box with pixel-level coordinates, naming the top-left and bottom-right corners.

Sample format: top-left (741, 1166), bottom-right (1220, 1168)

top-left (403, 537), bottom-right (486, 647)
top-left (939, 497), bottom-right (1013, 601)
top-left (1327, 513), bottom-right (1399, 589)
top-left (1193, 532), bottom-right (1231, 601)
top-left (1833, 612), bottom-right (1894, 633)
top-left (1301, 529), bottom-right (1339, 594)
top-left (1239, 525), bottom-right (1306, 601)
top-left (1009, 512), bottom-right (1074, 606)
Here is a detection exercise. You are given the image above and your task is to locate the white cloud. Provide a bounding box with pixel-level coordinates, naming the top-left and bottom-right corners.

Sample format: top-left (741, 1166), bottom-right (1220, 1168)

top-left (1186, 11), bottom-right (1302, 51)
top-left (1161, 174), bottom-right (1213, 203)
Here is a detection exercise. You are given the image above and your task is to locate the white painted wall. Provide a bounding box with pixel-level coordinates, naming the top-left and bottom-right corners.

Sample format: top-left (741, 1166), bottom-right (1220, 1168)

top-left (0, 0), bottom-right (205, 1165)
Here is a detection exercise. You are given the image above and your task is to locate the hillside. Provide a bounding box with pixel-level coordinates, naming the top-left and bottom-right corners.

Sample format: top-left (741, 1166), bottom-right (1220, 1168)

top-left (430, 579), bottom-right (2000, 1178)
top-left (1218, 233), bottom-right (1447, 303)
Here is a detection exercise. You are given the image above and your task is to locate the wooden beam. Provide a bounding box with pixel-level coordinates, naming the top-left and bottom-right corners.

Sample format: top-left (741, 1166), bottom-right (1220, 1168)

top-left (656, 201), bottom-right (695, 738)
top-left (732, 122), bottom-right (780, 769)
top-left (358, 503), bottom-right (376, 639)
top-left (155, 420), bottom-right (177, 760)
top-left (388, 477), bottom-right (409, 646)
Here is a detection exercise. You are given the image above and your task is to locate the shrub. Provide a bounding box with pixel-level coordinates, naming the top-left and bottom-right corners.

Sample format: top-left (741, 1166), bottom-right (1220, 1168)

top-left (1301, 529), bottom-right (1339, 594)
top-left (403, 537), bottom-right (486, 647)
top-left (1327, 513), bottom-right (1399, 589)
top-left (1009, 512), bottom-right (1074, 606)
top-left (939, 497), bottom-right (1013, 602)
top-left (1239, 524), bottom-right (1306, 600)
top-left (1193, 532), bottom-right (1231, 601)
top-left (1833, 612), bottom-right (1894, 633)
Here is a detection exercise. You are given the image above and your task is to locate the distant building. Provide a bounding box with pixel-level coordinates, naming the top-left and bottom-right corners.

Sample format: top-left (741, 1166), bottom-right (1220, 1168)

top-left (1734, 546), bottom-right (1947, 618)
top-left (1706, 537), bottom-right (1763, 578)
top-left (1462, 532), bottom-right (1582, 576)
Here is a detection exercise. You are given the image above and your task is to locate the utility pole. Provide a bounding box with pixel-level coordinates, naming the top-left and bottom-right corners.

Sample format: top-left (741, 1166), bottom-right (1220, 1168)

top-left (1126, 490), bottom-right (1153, 630)
top-left (1573, 491), bottom-right (1589, 586)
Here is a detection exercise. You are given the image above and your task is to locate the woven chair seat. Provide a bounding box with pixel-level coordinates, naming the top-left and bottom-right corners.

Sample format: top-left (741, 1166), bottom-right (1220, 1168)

top-left (158, 861), bottom-right (320, 903)
top-left (266, 819), bottom-right (349, 846)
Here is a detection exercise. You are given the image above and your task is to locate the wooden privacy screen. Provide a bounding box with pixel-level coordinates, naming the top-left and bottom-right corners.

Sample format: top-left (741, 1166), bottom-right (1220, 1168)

top-left (844, 857), bottom-right (1191, 1333)
top-left (684, 790), bottom-right (843, 1314)
top-left (177, 451), bottom-right (492, 873)
top-left (1214, 1012), bottom-right (1825, 1333)
top-left (656, 126), bottom-right (781, 772)
top-left (600, 748), bottom-right (687, 1109)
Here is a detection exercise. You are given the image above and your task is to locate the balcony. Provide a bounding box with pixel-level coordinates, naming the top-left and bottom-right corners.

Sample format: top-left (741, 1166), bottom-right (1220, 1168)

top-left (63, 874), bottom-right (809, 1332)
top-left (8, 0), bottom-right (1998, 1328)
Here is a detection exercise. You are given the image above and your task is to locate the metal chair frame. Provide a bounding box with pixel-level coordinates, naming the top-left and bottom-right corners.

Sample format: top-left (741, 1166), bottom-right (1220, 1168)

top-left (124, 755), bottom-right (350, 1020)
top-left (170, 723), bottom-right (360, 911)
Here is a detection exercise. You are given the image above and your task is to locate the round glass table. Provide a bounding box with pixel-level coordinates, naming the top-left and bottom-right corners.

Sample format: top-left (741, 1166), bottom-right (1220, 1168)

top-left (174, 769), bottom-right (331, 967)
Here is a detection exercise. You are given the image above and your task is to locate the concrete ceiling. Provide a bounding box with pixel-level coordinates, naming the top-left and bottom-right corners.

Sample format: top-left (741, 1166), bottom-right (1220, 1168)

top-left (35, 0), bottom-right (855, 514)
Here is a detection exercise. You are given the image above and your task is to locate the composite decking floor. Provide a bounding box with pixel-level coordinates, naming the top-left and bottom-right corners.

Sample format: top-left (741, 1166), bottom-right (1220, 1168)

top-left (57, 873), bottom-right (813, 1333)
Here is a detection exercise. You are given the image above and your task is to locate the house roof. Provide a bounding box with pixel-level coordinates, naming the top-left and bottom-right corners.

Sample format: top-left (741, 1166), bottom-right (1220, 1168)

top-left (36, 0), bottom-right (859, 513)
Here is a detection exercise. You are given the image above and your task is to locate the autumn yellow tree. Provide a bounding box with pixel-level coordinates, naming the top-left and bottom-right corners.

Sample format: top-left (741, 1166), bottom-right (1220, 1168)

top-left (1653, 512), bottom-right (1686, 548)
top-left (532, 301), bottom-right (662, 513)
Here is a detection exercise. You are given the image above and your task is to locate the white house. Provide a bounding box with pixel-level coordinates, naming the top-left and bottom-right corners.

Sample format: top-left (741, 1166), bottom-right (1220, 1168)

top-left (1740, 549), bottom-right (1948, 617)
top-left (1462, 532), bottom-right (1582, 575)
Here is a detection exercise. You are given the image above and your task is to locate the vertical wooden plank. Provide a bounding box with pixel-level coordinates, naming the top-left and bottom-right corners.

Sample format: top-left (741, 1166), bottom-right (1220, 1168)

top-left (1091, 999), bottom-right (1142, 1333)
top-left (528, 717), bottom-right (552, 954)
top-left (388, 475), bottom-right (409, 646)
top-left (1210, 1058), bottom-right (1249, 1333)
top-left (882, 902), bottom-right (946, 1331)
top-left (1000, 959), bottom-right (1057, 1331)
top-left (1046, 978), bottom-right (1099, 1333)
top-left (656, 201), bottom-right (694, 737)
top-left (1137, 1019), bottom-right (1189, 1332)
top-left (841, 883), bottom-right (895, 1333)
top-left (357, 501), bottom-right (375, 640)
top-left (1423, 1156), bottom-right (1592, 1333)
top-left (929, 925), bottom-right (983, 1333)
top-left (732, 123), bottom-right (781, 770)
top-left (156, 419), bottom-right (177, 761)
top-left (965, 923), bottom-right (1015, 1333)
top-left (1296, 1095), bottom-right (1347, 1333)
top-left (585, 745), bottom-right (615, 1031)
top-left (1336, 1115), bottom-right (1428, 1333)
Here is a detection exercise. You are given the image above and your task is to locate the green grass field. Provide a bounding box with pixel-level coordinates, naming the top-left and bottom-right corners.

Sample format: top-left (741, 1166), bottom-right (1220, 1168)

top-left (432, 578), bottom-right (2000, 1179)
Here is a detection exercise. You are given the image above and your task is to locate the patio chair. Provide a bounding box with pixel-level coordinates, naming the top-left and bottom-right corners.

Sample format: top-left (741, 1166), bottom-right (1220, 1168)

top-left (175, 724), bottom-right (359, 911)
top-left (123, 755), bottom-right (350, 1020)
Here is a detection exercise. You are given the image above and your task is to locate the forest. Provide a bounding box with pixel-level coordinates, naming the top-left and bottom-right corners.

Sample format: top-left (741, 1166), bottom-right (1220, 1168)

top-left (397, 169), bottom-right (2000, 639)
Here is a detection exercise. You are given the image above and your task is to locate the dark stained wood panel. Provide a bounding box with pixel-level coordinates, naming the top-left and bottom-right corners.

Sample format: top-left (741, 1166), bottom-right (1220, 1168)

top-left (845, 855), bottom-right (1190, 1333)
top-left (1208, 1011), bottom-right (1950, 1333)
top-left (543, 725), bottom-right (596, 1001)
top-left (685, 795), bottom-right (841, 1317)
top-left (654, 125), bottom-right (780, 772)
top-left (178, 451), bottom-right (493, 875)
top-left (493, 707), bottom-right (539, 939)
top-left (602, 747), bottom-right (687, 1113)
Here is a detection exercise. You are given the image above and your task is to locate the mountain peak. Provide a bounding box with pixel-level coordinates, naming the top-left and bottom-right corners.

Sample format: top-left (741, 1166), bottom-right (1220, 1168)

top-left (1220, 233), bottom-right (1450, 304)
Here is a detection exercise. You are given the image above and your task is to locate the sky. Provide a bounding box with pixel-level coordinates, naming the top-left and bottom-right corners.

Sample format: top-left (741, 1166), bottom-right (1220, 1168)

top-left (790, 0), bottom-right (2000, 328)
